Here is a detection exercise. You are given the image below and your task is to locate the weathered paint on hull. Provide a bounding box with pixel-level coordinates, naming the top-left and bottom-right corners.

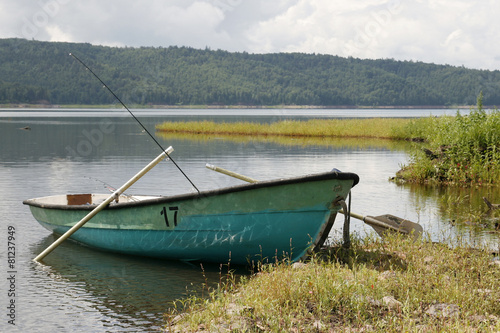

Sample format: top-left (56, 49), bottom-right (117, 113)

top-left (26, 172), bottom-right (359, 264)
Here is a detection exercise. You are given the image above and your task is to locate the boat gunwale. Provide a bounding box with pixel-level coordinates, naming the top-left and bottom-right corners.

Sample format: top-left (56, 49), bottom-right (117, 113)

top-left (23, 171), bottom-right (359, 211)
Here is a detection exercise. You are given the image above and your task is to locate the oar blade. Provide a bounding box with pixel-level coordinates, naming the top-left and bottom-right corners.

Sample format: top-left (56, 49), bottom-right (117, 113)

top-left (370, 214), bottom-right (423, 238)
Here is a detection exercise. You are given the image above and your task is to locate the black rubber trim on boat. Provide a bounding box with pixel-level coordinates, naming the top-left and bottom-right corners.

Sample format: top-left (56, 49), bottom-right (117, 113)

top-left (23, 171), bottom-right (360, 211)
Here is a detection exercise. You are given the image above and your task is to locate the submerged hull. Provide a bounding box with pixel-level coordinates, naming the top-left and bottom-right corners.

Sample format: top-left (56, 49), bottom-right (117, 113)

top-left (24, 172), bottom-right (359, 265)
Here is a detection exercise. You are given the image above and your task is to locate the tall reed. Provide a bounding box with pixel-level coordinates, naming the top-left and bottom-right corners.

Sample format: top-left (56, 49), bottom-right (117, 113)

top-left (156, 118), bottom-right (411, 139)
top-left (156, 97), bottom-right (500, 185)
top-left (395, 94), bottom-right (500, 184)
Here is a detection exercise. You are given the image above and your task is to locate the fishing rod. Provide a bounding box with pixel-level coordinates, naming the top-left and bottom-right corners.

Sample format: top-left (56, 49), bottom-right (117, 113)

top-left (70, 53), bottom-right (200, 194)
top-left (84, 175), bottom-right (116, 192)
top-left (84, 176), bottom-right (139, 201)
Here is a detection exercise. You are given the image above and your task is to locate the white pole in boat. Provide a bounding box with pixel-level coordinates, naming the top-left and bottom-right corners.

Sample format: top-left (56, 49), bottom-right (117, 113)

top-left (34, 146), bottom-right (174, 262)
top-left (206, 163), bottom-right (423, 238)
top-left (205, 163), bottom-right (258, 183)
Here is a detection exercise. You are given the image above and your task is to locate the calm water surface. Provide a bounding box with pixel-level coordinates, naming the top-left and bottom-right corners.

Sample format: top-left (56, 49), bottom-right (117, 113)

top-left (1, 108), bottom-right (498, 332)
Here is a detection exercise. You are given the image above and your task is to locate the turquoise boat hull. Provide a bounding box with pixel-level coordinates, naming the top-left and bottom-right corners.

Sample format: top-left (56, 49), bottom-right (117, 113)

top-left (24, 171), bottom-right (359, 265)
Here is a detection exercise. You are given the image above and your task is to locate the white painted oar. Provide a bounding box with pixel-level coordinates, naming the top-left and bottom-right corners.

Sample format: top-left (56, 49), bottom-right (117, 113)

top-left (34, 146), bottom-right (174, 262)
top-left (206, 163), bottom-right (423, 238)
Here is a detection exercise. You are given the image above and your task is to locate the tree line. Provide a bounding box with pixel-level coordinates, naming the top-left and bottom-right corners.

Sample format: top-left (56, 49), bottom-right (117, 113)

top-left (1, 38), bottom-right (499, 107)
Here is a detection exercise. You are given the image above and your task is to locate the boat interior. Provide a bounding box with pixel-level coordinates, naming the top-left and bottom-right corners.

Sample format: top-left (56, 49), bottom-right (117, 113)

top-left (30, 193), bottom-right (160, 206)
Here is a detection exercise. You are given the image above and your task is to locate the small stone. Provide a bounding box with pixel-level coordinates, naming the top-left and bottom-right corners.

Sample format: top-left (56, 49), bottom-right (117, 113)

top-left (469, 315), bottom-right (488, 323)
top-left (423, 256), bottom-right (434, 264)
top-left (170, 313), bottom-right (187, 324)
top-left (425, 303), bottom-right (460, 318)
top-left (361, 325), bottom-right (374, 332)
top-left (225, 303), bottom-right (253, 316)
top-left (378, 270), bottom-right (397, 281)
top-left (365, 296), bottom-right (383, 307)
top-left (292, 262), bottom-right (308, 269)
top-left (489, 314), bottom-right (499, 322)
top-left (393, 251), bottom-right (407, 260)
top-left (475, 289), bottom-right (493, 296)
top-left (383, 296), bottom-right (402, 310)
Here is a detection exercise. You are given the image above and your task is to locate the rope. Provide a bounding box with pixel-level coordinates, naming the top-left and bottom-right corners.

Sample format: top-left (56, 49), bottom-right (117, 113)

top-left (339, 192), bottom-right (352, 248)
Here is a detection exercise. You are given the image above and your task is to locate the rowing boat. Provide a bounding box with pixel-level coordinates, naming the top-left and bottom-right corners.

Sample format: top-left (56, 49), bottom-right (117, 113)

top-left (24, 171), bottom-right (359, 265)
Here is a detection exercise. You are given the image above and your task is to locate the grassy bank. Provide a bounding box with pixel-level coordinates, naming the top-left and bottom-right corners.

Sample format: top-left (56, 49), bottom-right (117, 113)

top-left (156, 98), bottom-right (500, 185)
top-left (166, 234), bottom-right (500, 332)
top-left (156, 118), bottom-right (411, 139)
top-left (394, 96), bottom-right (500, 185)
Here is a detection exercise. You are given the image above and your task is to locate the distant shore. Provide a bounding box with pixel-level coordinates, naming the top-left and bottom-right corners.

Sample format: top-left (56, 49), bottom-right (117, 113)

top-left (0, 103), bottom-right (478, 110)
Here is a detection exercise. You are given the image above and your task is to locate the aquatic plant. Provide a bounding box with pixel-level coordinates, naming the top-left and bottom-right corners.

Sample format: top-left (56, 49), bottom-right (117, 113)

top-left (156, 98), bottom-right (500, 185)
top-left (395, 93), bottom-right (500, 185)
top-left (156, 118), bottom-right (411, 139)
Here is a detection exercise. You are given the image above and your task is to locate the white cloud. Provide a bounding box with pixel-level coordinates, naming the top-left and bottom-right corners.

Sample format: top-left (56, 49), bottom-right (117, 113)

top-left (243, 0), bottom-right (500, 69)
top-left (1, 0), bottom-right (499, 70)
top-left (46, 24), bottom-right (73, 42)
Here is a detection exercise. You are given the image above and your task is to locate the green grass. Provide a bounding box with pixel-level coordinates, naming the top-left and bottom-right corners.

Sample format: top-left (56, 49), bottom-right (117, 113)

top-left (157, 131), bottom-right (411, 152)
top-left (394, 94), bottom-right (500, 185)
top-left (157, 94), bottom-right (500, 185)
top-left (165, 234), bottom-right (500, 332)
top-left (156, 118), bottom-right (411, 139)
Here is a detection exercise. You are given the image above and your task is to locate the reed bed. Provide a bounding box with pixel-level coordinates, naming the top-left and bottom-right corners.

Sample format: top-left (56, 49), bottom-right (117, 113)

top-left (156, 131), bottom-right (411, 151)
top-left (165, 234), bottom-right (500, 332)
top-left (156, 118), bottom-right (412, 140)
top-left (395, 99), bottom-right (500, 185)
top-left (157, 99), bottom-right (500, 185)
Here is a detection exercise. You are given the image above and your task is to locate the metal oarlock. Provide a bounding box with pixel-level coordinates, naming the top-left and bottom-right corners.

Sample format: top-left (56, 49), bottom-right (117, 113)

top-left (333, 196), bottom-right (351, 248)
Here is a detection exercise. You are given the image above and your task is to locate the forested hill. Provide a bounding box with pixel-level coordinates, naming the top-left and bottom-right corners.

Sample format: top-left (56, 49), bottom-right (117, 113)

top-left (1, 38), bottom-right (499, 107)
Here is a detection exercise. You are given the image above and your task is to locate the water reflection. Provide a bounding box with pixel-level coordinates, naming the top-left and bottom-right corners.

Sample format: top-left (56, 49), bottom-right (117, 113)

top-left (30, 235), bottom-right (239, 331)
top-left (404, 184), bottom-right (500, 237)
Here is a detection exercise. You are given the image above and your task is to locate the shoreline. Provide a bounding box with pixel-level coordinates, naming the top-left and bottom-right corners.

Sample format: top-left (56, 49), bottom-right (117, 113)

top-left (167, 235), bottom-right (500, 332)
top-left (0, 103), bottom-right (478, 110)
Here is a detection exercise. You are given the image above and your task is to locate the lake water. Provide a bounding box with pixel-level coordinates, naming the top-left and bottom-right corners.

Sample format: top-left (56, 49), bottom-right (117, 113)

top-left (1, 108), bottom-right (498, 332)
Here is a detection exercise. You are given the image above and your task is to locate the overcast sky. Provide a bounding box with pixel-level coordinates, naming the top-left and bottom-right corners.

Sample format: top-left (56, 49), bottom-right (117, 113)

top-left (1, 0), bottom-right (499, 70)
